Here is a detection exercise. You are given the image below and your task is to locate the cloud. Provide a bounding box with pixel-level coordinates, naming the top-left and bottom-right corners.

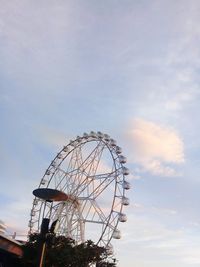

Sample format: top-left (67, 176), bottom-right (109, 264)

top-left (164, 88), bottom-right (199, 112)
top-left (116, 212), bottom-right (200, 267)
top-left (125, 118), bottom-right (184, 177)
top-left (35, 125), bottom-right (71, 149)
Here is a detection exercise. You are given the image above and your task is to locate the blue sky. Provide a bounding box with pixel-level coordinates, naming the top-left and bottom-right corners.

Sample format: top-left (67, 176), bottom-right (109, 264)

top-left (1, 1), bottom-right (200, 266)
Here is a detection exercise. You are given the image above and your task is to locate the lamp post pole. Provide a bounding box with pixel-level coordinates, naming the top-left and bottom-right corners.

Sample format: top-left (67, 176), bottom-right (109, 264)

top-left (32, 188), bottom-right (69, 267)
top-left (38, 216), bottom-right (50, 267)
top-left (39, 242), bottom-right (46, 267)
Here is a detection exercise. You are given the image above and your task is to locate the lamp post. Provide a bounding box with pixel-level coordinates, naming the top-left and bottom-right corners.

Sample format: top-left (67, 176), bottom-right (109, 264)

top-left (33, 188), bottom-right (69, 267)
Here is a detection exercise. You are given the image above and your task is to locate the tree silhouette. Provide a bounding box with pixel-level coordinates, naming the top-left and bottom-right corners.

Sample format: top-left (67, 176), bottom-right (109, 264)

top-left (21, 233), bottom-right (117, 267)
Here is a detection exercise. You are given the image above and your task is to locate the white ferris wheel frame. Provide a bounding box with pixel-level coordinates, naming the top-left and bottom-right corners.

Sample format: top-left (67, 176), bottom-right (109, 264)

top-left (29, 131), bottom-right (130, 250)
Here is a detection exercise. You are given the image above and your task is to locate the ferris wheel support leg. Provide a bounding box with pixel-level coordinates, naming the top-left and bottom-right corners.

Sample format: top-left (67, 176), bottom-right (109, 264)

top-left (80, 220), bottom-right (85, 243)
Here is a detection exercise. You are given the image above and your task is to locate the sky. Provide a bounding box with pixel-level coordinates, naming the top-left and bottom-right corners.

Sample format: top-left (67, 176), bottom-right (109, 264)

top-left (1, 0), bottom-right (200, 266)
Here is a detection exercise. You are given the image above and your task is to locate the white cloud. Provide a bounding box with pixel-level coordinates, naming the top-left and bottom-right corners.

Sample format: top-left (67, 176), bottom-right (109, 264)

top-left (164, 88), bottom-right (199, 112)
top-left (116, 212), bottom-right (200, 267)
top-left (35, 125), bottom-right (71, 149)
top-left (125, 118), bottom-right (184, 177)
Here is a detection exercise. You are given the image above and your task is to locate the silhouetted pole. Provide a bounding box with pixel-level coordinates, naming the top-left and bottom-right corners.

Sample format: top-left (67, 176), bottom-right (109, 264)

top-left (32, 188), bottom-right (69, 267)
top-left (38, 217), bottom-right (50, 267)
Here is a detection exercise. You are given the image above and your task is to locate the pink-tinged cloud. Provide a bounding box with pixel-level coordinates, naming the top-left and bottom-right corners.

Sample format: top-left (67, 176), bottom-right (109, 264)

top-left (125, 119), bottom-right (185, 177)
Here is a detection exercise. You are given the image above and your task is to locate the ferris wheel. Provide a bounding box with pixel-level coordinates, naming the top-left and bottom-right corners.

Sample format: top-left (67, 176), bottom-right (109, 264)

top-left (29, 131), bottom-right (130, 251)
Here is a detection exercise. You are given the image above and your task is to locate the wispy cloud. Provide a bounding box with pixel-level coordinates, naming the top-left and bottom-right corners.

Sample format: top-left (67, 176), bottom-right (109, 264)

top-left (125, 118), bottom-right (184, 177)
top-left (116, 212), bottom-right (200, 267)
top-left (35, 125), bottom-right (71, 149)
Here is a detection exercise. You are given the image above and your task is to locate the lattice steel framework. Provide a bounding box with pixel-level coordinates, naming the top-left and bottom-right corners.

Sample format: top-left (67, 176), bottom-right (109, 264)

top-left (29, 131), bottom-right (130, 250)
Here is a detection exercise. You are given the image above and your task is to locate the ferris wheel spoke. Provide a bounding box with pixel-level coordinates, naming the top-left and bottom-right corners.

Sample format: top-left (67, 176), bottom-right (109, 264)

top-left (57, 142), bottom-right (105, 193)
top-left (65, 147), bottom-right (85, 190)
top-left (89, 200), bottom-right (108, 223)
top-left (54, 166), bottom-right (85, 191)
top-left (72, 141), bottom-right (103, 177)
top-left (88, 173), bottom-right (116, 200)
top-left (56, 166), bottom-right (81, 177)
top-left (53, 145), bottom-right (89, 192)
top-left (71, 143), bottom-right (105, 196)
top-left (50, 155), bottom-right (78, 191)
top-left (79, 199), bottom-right (112, 230)
top-left (87, 171), bottom-right (115, 180)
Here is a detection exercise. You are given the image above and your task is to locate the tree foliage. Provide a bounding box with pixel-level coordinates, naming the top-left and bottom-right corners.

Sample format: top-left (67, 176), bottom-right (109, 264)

top-left (21, 233), bottom-right (117, 267)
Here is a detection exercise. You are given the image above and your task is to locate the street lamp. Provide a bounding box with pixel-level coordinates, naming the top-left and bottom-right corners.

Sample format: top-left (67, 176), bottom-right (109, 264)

top-left (33, 188), bottom-right (69, 267)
